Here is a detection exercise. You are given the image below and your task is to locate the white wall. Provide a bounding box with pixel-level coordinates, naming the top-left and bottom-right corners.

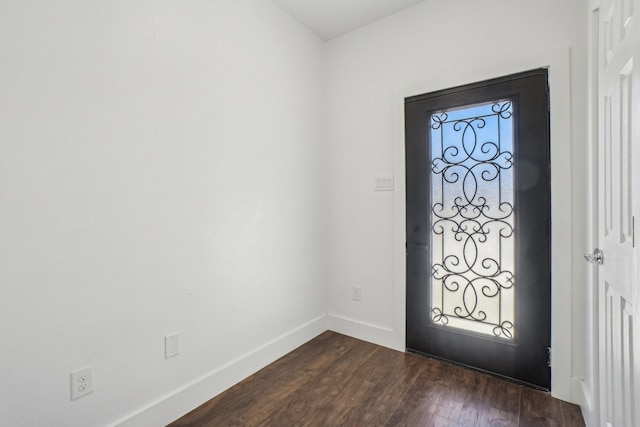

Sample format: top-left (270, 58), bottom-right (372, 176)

top-left (0, 0), bottom-right (594, 424)
top-left (0, 1), bottom-right (327, 426)
top-left (325, 0), bottom-right (588, 403)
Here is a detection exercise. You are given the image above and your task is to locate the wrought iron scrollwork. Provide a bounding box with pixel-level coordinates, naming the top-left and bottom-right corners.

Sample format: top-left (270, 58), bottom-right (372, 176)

top-left (430, 100), bottom-right (515, 339)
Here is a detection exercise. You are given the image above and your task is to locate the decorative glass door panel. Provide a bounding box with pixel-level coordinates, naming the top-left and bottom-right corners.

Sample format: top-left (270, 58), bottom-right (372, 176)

top-left (430, 100), bottom-right (515, 339)
top-left (405, 69), bottom-right (551, 389)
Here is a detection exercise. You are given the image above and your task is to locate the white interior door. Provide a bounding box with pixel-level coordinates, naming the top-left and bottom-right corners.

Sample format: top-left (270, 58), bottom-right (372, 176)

top-left (595, 0), bottom-right (640, 425)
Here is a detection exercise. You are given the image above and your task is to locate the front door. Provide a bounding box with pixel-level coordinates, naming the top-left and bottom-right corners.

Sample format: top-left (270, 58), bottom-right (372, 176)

top-left (405, 69), bottom-right (552, 389)
top-left (593, 0), bottom-right (640, 425)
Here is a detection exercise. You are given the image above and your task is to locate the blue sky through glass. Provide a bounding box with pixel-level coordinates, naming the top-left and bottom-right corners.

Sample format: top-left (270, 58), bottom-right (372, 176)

top-left (429, 99), bottom-right (516, 339)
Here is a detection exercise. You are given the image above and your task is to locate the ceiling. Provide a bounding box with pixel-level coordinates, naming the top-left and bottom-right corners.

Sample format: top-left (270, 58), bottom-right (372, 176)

top-left (272, 0), bottom-right (428, 40)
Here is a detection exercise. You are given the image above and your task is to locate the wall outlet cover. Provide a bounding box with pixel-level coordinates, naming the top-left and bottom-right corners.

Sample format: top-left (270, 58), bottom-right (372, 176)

top-left (165, 333), bottom-right (180, 359)
top-left (70, 366), bottom-right (94, 400)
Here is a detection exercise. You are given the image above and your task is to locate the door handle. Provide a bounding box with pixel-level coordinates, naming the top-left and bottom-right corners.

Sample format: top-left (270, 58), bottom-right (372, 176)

top-left (584, 248), bottom-right (604, 265)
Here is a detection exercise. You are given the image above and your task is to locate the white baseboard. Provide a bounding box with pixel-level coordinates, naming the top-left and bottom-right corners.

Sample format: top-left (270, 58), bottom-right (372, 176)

top-left (111, 315), bottom-right (328, 427)
top-left (572, 378), bottom-right (594, 427)
top-left (326, 313), bottom-right (403, 352)
top-left (112, 313), bottom-right (586, 427)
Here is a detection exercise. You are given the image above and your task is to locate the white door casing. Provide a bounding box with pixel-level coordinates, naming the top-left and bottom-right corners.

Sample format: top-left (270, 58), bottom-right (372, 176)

top-left (594, 0), bottom-right (640, 425)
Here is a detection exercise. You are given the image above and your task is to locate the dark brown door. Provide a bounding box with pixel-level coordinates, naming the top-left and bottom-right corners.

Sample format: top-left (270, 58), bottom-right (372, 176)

top-left (405, 69), bottom-right (551, 390)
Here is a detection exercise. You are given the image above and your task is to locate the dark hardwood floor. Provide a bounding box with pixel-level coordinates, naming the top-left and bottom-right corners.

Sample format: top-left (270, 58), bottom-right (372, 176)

top-left (168, 331), bottom-right (585, 427)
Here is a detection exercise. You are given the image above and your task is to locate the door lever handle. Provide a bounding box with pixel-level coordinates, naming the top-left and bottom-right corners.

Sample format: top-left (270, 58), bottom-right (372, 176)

top-left (584, 248), bottom-right (604, 265)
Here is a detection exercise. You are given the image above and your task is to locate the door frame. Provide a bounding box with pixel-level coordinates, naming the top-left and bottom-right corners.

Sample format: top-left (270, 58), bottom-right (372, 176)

top-left (585, 1), bottom-right (602, 425)
top-left (389, 48), bottom-right (578, 401)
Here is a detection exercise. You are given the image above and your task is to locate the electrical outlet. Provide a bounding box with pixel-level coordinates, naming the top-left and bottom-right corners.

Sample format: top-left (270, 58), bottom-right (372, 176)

top-left (352, 286), bottom-right (362, 301)
top-left (70, 366), bottom-right (94, 400)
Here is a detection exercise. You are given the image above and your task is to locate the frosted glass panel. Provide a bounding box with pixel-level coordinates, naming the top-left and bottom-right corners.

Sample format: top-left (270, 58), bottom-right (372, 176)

top-left (430, 100), bottom-right (515, 339)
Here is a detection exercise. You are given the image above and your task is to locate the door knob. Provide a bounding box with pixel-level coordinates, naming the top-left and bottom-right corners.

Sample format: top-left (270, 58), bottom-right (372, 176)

top-left (584, 248), bottom-right (604, 265)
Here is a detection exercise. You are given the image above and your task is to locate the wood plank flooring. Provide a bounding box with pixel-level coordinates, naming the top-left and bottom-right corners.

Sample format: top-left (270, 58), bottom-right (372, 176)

top-left (168, 331), bottom-right (585, 427)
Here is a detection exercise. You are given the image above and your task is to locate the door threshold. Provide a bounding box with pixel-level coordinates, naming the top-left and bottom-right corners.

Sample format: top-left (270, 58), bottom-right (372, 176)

top-left (406, 348), bottom-right (551, 393)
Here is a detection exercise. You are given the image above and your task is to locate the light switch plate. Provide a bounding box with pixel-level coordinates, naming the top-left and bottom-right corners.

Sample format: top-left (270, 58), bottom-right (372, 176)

top-left (375, 176), bottom-right (394, 191)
